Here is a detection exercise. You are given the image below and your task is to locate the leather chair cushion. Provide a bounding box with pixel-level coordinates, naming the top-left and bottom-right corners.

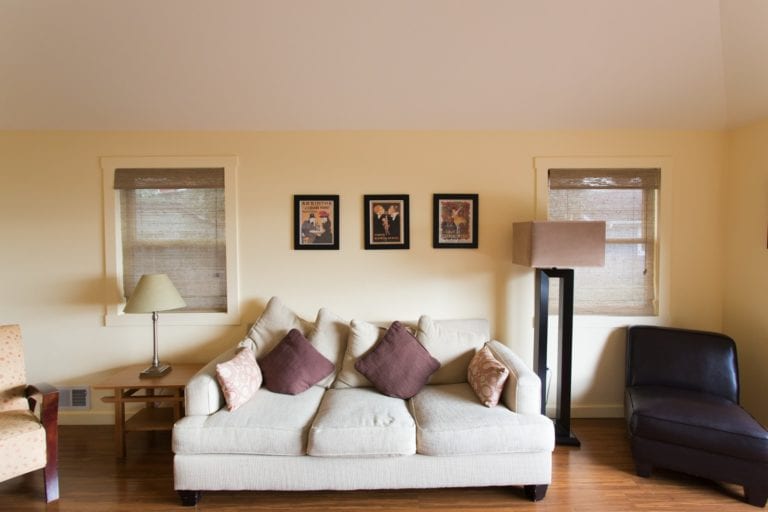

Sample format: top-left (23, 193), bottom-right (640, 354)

top-left (626, 386), bottom-right (768, 463)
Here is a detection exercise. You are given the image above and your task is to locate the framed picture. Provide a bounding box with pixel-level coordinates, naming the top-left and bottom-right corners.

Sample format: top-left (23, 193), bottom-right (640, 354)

top-left (294, 195), bottom-right (339, 250)
top-left (363, 195), bottom-right (409, 250)
top-left (433, 194), bottom-right (479, 248)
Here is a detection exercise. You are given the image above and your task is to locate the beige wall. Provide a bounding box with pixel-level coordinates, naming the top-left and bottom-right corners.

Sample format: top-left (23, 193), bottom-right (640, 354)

top-left (0, 130), bottom-right (726, 423)
top-left (724, 119), bottom-right (768, 424)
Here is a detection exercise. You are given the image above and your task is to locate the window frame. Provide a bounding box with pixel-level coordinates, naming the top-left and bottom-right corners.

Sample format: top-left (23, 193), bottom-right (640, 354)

top-left (102, 156), bottom-right (240, 326)
top-left (534, 156), bottom-right (671, 324)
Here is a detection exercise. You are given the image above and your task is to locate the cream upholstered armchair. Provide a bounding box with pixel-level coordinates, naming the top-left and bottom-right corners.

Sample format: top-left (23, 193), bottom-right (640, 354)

top-left (0, 324), bottom-right (59, 502)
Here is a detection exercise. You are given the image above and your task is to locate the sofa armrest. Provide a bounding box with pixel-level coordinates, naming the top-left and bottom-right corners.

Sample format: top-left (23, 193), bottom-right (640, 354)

top-left (185, 346), bottom-right (238, 416)
top-left (486, 340), bottom-right (541, 415)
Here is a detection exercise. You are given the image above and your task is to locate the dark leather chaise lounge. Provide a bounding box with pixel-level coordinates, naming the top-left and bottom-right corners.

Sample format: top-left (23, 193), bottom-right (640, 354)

top-left (625, 325), bottom-right (768, 507)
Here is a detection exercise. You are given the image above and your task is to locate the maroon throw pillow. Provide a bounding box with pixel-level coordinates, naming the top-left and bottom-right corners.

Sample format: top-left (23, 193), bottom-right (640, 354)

top-left (354, 321), bottom-right (440, 399)
top-left (259, 328), bottom-right (335, 395)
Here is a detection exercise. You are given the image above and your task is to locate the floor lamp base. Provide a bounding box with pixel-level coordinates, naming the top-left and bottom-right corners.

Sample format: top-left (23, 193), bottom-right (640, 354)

top-left (139, 363), bottom-right (172, 379)
top-left (554, 421), bottom-right (581, 447)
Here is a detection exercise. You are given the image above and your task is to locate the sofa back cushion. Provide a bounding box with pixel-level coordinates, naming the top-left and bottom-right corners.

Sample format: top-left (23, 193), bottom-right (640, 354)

top-left (416, 316), bottom-right (489, 384)
top-left (307, 308), bottom-right (349, 388)
top-left (239, 297), bottom-right (314, 358)
top-left (332, 319), bottom-right (383, 389)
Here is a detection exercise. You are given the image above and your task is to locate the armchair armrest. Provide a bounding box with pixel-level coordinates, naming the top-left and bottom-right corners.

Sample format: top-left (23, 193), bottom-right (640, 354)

top-left (486, 340), bottom-right (541, 415)
top-left (185, 346), bottom-right (238, 416)
top-left (26, 382), bottom-right (59, 428)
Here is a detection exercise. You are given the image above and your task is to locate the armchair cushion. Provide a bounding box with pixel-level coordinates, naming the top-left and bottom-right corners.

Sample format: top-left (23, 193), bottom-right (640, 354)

top-left (0, 409), bottom-right (46, 484)
top-left (627, 386), bottom-right (768, 463)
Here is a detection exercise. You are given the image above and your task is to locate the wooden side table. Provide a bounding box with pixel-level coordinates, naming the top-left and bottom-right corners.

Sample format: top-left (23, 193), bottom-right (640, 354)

top-left (94, 364), bottom-right (203, 458)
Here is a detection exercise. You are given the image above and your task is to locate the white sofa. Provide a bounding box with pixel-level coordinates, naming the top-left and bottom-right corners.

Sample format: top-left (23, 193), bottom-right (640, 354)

top-left (172, 298), bottom-right (555, 506)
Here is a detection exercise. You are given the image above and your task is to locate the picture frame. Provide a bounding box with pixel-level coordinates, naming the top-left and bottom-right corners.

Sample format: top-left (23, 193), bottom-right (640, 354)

top-left (433, 193), bottom-right (479, 249)
top-left (294, 195), bottom-right (340, 250)
top-left (363, 195), bottom-right (410, 250)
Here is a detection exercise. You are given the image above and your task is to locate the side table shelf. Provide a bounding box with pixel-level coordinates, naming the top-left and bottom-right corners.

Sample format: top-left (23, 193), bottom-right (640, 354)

top-left (94, 364), bottom-right (203, 458)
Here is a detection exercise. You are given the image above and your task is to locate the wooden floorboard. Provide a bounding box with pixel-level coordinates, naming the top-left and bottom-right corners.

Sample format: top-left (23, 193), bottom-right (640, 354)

top-left (0, 419), bottom-right (758, 511)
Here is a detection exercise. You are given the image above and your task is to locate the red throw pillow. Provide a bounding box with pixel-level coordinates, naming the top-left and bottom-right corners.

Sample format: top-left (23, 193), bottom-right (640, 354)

top-left (354, 321), bottom-right (440, 399)
top-left (259, 329), bottom-right (335, 395)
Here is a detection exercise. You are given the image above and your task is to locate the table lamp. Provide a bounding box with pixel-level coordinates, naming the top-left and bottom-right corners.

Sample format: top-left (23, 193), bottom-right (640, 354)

top-left (512, 220), bottom-right (605, 446)
top-left (123, 273), bottom-right (186, 378)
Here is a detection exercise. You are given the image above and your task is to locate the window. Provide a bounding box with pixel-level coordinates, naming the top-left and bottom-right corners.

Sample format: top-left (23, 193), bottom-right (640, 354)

top-left (102, 157), bottom-right (239, 325)
top-left (547, 168), bottom-right (660, 316)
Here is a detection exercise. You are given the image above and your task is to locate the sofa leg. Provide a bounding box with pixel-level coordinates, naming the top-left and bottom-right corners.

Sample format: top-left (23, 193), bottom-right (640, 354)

top-left (745, 486), bottom-right (768, 507)
top-left (178, 490), bottom-right (201, 506)
top-left (524, 484), bottom-right (548, 501)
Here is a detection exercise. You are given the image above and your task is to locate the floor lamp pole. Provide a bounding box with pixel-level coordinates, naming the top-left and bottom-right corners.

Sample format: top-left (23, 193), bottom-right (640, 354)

top-left (533, 267), bottom-right (580, 447)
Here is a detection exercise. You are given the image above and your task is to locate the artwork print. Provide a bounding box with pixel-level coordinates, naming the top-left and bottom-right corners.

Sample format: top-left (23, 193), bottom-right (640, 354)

top-left (364, 195), bottom-right (409, 250)
top-left (294, 195), bottom-right (339, 250)
top-left (433, 194), bottom-right (478, 248)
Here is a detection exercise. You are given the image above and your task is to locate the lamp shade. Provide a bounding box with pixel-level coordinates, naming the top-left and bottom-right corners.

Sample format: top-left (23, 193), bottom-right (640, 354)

top-left (512, 221), bottom-right (606, 268)
top-left (123, 273), bottom-right (187, 313)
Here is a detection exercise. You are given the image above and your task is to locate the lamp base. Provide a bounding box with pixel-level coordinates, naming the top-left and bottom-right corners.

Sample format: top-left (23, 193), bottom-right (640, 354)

top-left (139, 363), bottom-right (172, 379)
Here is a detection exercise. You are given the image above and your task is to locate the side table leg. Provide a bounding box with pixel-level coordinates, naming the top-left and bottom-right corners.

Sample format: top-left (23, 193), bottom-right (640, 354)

top-left (114, 388), bottom-right (126, 458)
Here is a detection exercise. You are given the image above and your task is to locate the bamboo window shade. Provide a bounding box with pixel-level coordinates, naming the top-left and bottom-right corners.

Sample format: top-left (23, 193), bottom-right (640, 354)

top-left (115, 168), bottom-right (227, 312)
top-left (547, 168), bottom-right (660, 316)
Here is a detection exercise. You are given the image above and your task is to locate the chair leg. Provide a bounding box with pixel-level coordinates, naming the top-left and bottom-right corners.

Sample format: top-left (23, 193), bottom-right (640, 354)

top-left (745, 486), bottom-right (768, 508)
top-left (43, 415), bottom-right (59, 502)
top-left (43, 462), bottom-right (59, 502)
top-left (635, 461), bottom-right (652, 478)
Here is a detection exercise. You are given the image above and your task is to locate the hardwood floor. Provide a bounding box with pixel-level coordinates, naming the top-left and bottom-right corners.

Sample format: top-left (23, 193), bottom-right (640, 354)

top-left (0, 419), bottom-right (757, 511)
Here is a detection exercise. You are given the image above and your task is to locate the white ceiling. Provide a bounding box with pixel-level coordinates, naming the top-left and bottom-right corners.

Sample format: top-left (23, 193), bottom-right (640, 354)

top-left (1, 0), bottom-right (767, 130)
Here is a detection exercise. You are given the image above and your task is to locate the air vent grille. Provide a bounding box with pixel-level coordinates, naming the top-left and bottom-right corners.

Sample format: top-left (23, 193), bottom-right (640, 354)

top-left (59, 386), bottom-right (90, 409)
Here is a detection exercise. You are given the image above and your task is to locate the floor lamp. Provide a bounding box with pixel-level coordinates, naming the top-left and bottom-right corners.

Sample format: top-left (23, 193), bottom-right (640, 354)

top-left (513, 221), bottom-right (605, 446)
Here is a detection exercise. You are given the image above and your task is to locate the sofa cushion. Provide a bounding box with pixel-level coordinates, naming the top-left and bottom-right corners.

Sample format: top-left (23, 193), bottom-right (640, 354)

top-left (173, 386), bottom-right (326, 456)
top-left (308, 388), bottom-right (416, 457)
top-left (409, 383), bottom-right (555, 456)
top-left (467, 345), bottom-right (509, 407)
top-left (626, 386), bottom-right (768, 463)
top-left (216, 347), bottom-right (262, 411)
top-left (416, 316), bottom-right (488, 384)
top-left (308, 308), bottom-right (349, 388)
top-left (355, 321), bottom-right (440, 399)
top-left (332, 319), bottom-right (383, 389)
top-left (239, 297), bottom-right (314, 358)
top-left (259, 329), bottom-right (334, 395)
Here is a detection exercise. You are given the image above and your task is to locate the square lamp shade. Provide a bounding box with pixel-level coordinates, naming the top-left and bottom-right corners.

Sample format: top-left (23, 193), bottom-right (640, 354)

top-left (512, 221), bottom-right (606, 268)
top-left (124, 273), bottom-right (186, 379)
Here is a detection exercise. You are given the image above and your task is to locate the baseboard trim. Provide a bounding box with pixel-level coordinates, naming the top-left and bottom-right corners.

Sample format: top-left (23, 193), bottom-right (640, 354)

top-left (546, 404), bottom-right (624, 418)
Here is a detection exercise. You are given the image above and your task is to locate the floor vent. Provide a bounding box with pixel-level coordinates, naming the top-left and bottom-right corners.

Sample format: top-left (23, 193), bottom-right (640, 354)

top-left (58, 386), bottom-right (90, 409)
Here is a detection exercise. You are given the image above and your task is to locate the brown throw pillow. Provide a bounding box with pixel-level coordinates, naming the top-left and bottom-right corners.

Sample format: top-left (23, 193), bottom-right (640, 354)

top-left (467, 345), bottom-right (509, 407)
top-left (354, 321), bottom-right (440, 399)
top-left (259, 328), bottom-right (335, 395)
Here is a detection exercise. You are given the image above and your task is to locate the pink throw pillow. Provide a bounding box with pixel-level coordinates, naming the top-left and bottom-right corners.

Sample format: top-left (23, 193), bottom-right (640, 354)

top-left (354, 321), bottom-right (440, 399)
top-left (216, 348), bottom-right (262, 411)
top-left (259, 329), bottom-right (335, 395)
top-left (467, 345), bottom-right (509, 407)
